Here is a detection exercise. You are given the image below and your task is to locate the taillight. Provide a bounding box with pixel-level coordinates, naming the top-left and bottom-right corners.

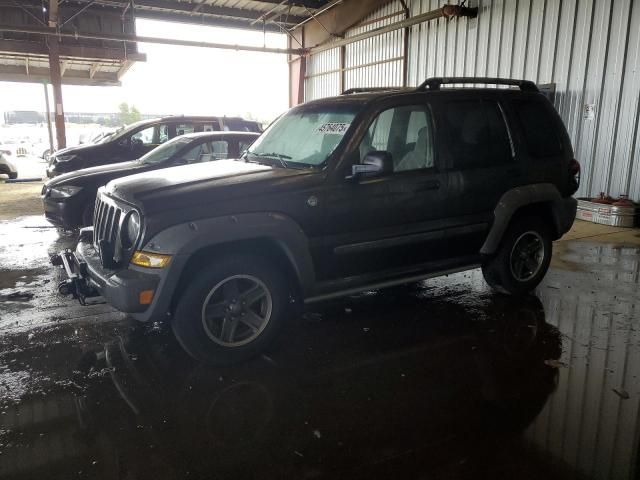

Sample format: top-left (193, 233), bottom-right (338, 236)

top-left (568, 159), bottom-right (580, 194)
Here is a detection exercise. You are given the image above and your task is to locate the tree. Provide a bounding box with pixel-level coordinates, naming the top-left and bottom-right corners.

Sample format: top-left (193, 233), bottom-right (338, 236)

top-left (118, 102), bottom-right (141, 125)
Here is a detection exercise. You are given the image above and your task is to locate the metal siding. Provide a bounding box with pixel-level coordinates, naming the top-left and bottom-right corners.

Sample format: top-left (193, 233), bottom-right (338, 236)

top-left (304, 46), bottom-right (340, 101)
top-left (344, 1), bottom-right (405, 91)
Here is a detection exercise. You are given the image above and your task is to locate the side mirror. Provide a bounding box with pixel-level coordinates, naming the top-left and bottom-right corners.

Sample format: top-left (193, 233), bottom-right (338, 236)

top-left (348, 151), bottom-right (393, 180)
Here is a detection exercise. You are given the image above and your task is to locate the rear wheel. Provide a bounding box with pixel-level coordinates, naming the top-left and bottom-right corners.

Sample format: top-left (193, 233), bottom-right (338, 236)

top-left (8, 172), bottom-right (17, 179)
top-left (482, 216), bottom-right (552, 295)
top-left (172, 255), bottom-right (291, 365)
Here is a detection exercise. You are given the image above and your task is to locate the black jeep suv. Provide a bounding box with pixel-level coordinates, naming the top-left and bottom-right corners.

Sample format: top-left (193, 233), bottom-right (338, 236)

top-left (53, 77), bottom-right (579, 365)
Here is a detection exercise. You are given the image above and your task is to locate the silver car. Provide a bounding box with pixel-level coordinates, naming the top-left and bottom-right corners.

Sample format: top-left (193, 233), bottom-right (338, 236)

top-left (0, 151), bottom-right (18, 179)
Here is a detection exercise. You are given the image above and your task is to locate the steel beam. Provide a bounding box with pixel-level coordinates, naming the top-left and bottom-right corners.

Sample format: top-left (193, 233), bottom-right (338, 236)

top-left (308, 6), bottom-right (477, 54)
top-left (59, 0), bottom-right (308, 27)
top-left (0, 23), bottom-right (305, 55)
top-left (48, 0), bottom-right (67, 149)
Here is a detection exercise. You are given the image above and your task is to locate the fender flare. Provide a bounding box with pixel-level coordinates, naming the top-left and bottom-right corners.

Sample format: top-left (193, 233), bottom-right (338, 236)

top-left (144, 212), bottom-right (316, 298)
top-left (480, 183), bottom-right (575, 255)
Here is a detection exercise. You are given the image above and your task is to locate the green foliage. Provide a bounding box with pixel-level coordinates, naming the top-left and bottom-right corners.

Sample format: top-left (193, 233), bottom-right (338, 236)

top-left (118, 102), bottom-right (141, 125)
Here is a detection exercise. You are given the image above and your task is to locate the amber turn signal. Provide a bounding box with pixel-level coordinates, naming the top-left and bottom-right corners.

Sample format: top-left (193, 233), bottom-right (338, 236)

top-left (131, 251), bottom-right (172, 268)
top-left (139, 290), bottom-right (154, 305)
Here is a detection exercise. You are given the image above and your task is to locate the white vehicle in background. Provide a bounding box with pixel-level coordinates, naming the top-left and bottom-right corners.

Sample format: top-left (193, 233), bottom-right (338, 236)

top-left (0, 151), bottom-right (18, 179)
top-left (31, 140), bottom-right (54, 161)
top-left (0, 139), bottom-right (31, 157)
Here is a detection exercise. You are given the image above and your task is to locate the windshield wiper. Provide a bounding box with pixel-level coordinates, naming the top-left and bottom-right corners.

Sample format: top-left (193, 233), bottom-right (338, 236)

top-left (246, 151), bottom-right (292, 169)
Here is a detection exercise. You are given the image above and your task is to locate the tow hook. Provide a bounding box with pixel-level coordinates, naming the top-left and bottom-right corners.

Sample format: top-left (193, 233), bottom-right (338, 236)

top-left (58, 280), bottom-right (75, 296)
top-left (50, 253), bottom-right (63, 267)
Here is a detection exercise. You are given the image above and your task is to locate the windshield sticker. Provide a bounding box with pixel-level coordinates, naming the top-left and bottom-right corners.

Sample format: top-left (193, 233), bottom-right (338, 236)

top-left (317, 123), bottom-right (350, 134)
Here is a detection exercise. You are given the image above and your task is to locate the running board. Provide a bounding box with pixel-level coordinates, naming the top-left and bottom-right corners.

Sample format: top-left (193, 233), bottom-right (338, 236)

top-left (304, 263), bottom-right (481, 304)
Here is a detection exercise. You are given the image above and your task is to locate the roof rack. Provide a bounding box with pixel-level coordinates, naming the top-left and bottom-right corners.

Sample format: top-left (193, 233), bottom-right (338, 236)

top-left (417, 77), bottom-right (539, 92)
top-left (341, 87), bottom-right (405, 95)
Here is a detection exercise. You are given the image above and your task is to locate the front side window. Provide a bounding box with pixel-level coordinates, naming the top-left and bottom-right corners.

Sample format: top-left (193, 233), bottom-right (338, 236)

top-left (131, 125), bottom-right (156, 146)
top-left (443, 100), bottom-right (512, 170)
top-left (359, 104), bottom-right (435, 172)
top-left (246, 105), bottom-right (360, 167)
top-left (209, 140), bottom-right (229, 160)
top-left (238, 139), bottom-right (253, 154)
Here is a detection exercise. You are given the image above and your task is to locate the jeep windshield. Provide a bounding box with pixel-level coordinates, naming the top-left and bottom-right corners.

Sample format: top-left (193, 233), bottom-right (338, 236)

top-left (244, 105), bottom-right (359, 168)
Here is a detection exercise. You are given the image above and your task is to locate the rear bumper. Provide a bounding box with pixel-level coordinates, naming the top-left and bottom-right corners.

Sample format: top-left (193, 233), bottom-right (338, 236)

top-left (553, 196), bottom-right (578, 238)
top-left (53, 228), bottom-right (163, 320)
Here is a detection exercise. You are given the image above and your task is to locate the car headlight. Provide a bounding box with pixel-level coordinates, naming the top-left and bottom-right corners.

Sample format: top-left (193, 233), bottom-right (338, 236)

top-left (130, 251), bottom-right (172, 268)
top-left (56, 154), bottom-right (77, 163)
top-left (121, 211), bottom-right (141, 248)
top-left (49, 185), bottom-right (83, 199)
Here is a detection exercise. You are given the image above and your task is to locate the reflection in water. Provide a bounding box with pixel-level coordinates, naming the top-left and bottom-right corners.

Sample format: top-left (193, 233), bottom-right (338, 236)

top-left (527, 242), bottom-right (640, 480)
top-left (1, 240), bottom-right (639, 479)
top-left (0, 292), bottom-right (563, 479)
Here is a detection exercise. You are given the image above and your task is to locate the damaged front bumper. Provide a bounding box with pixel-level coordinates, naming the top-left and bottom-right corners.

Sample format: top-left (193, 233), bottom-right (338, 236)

top-left (51, 227), bottom-right (160, 314)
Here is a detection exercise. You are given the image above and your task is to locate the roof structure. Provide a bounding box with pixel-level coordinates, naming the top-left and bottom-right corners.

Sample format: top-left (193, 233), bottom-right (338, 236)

top-left (0, 0), bottom-right (334, 86)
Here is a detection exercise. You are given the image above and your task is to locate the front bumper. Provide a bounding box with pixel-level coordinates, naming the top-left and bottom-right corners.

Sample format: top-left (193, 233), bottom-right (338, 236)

top-left (52, 228), bottom-right (161, 317)
top-left (42, 195), bottom-right (81, 228)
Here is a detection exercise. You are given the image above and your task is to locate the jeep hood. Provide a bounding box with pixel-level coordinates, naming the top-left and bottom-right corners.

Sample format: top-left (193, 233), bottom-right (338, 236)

top-left (105, 159), bottom-right (313, 213)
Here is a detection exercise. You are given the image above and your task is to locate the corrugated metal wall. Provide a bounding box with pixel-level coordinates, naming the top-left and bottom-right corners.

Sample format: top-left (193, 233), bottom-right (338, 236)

top-left (303, 0), bottom-right (640, 200)
top-left (343, 2), bottom-right (406, 91)
top-left (305, 1), bottom-right (406, 100)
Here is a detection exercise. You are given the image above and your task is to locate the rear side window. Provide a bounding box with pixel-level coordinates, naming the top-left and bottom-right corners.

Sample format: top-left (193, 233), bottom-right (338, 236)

top-left (512, 99), bottom-right (562, 157)
top-left (223, 118), bottom-right (261, 132)
top-left (443, 100), bottom-right (512, 169)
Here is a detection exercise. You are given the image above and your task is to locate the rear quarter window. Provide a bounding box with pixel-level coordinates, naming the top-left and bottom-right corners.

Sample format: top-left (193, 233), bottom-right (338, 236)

top-left (511, 99), bottom-right (563, 158)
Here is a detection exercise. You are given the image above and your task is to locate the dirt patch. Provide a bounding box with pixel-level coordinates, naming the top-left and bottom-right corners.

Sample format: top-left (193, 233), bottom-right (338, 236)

top-left (0, 182), bottom-right (44, 221)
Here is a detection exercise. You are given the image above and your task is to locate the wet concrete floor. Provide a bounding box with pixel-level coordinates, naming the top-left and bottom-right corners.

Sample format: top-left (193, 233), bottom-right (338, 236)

top-left (1, 216), bottom-right (640, 479)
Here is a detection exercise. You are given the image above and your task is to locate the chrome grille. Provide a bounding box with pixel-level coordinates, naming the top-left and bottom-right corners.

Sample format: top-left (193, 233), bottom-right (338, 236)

top-left (93, 191), bottom-right (127, 267)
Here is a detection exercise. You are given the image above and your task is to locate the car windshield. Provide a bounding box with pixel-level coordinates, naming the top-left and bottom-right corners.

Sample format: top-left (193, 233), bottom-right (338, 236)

top-left (139, 137), bottom-right (192, 164)
top-left (245, 105), bottom-right (360, 167)
top-left (108, 120), bottom-right (154, 143)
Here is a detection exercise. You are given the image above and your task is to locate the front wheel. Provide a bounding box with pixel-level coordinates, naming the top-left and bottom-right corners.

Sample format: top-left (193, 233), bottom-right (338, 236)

top-left (172, 255), bottom-right (291, 365)
top-left (482, 216), bottom-right (552, 295)
top-left (8, 172), bottom-right (17, 179)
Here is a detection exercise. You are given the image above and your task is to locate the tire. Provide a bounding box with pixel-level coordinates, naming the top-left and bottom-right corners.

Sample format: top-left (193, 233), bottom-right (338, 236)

top-left (81, 202), bottom-right (95, 226)
top-left (481, 215), bottom-right (552, 295)
top-left (43, 150), bottom-right (51, 161)
top-left (8, 172), bottom-right (17, 179)
top-left (172, 254), bottom-right (291, 365)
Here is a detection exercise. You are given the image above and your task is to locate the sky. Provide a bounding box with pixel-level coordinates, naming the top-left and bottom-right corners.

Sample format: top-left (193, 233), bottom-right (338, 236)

top-left (0, 19), bottom-right (289, 123)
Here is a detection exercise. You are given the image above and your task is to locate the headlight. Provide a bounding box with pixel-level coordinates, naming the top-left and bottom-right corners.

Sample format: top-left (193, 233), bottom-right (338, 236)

top-left (49, 185), bottom-right (83, 199)
top-left (121, 211), bottom-right (141, 248)
top-left (131, 251), bottom-right (172, 268)
top-left (56, 154), bottom-right (77, 163)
